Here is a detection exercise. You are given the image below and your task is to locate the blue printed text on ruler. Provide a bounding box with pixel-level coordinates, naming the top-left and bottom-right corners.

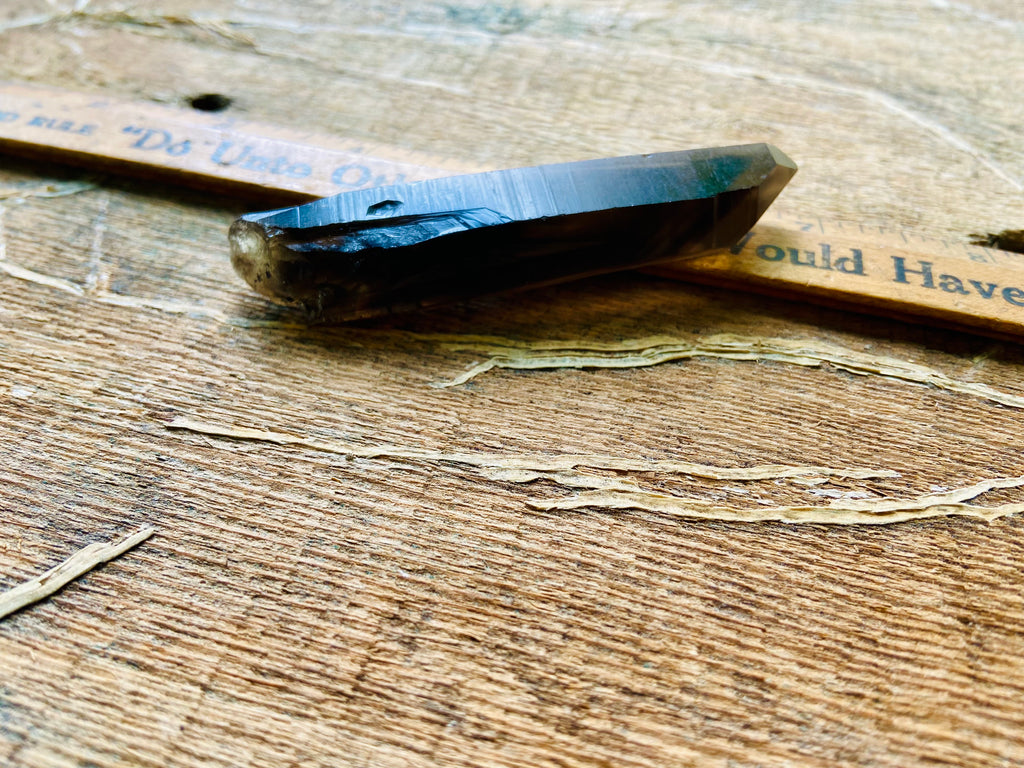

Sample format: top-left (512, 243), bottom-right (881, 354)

top-left (121, 125), bottom-right (405, 189)
top-left (0, 109), bottom-right (403, 190)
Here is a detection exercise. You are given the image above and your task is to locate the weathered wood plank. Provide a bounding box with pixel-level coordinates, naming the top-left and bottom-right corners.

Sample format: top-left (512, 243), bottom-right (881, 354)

top-left (2, 1), bottom-right (1023, 766)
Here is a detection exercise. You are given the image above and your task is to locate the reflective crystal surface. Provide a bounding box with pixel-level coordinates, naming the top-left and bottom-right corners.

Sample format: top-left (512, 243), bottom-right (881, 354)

top-left (230, 143), bottom-right (796, 320)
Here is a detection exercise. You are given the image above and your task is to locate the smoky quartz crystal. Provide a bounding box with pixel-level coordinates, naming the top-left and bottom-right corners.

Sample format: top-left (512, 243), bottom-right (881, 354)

top-left (230, 143), bottom-right (796, 320)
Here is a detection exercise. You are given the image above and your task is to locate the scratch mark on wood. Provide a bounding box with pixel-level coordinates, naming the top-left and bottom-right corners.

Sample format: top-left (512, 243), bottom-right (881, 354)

top-left (1, 8), bottom-right (254, 47)
top-left (84, 193), bottom-right (109, 294)
top-left (0, 12), bottom-right (62, 34)
top-left (0, 205), bottom-right (84, 296)
top-left (928, 0), bottom-right (1018, 31)
top-left (0, 258), bottom-right (86, 296)
top-left (625, 53), bottom-right (1022, 192)
top-left (0, 180), bottom-right (97, 201)
top-left (0, 242), bottom-right (244, 321)
top-left (92, 291), bottom-right (234, 322)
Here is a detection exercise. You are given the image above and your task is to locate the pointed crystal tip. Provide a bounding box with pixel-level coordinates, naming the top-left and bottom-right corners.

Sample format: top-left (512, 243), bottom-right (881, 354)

top-left (766, 144), bottom-right (798, 173)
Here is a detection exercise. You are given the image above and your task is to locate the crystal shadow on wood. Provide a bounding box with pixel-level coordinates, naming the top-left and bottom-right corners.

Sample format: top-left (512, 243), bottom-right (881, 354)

top-left (229, 143), bottom-right (797, 321)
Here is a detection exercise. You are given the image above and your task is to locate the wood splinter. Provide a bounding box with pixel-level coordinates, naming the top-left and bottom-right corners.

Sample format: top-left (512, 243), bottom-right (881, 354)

top-left (0, 526), bottom-right (155, 621)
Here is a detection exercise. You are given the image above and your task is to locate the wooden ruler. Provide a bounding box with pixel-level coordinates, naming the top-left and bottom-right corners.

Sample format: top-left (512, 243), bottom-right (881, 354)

top-left (651, 217), bottom-right (1024, 339)
top-left (0, 81), bottom-right (464, 200)
top-left (2, 81), bottom-right (1022, 338)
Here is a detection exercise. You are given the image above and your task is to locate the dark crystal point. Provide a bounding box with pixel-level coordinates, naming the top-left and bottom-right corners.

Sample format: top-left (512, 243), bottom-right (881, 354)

top-left (230, 143), bottom-right (796, 320)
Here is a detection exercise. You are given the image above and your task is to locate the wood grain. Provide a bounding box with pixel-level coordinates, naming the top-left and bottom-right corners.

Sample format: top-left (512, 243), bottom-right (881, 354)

top-left (1, 1), bottom-right (1023, 766)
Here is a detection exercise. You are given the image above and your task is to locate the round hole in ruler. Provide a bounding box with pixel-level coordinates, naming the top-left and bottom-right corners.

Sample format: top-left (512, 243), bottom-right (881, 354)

top-left (188, 93), bottom-right (232, 112)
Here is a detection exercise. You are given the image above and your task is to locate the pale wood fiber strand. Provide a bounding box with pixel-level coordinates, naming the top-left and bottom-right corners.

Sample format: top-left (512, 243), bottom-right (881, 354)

top-left (0, 527), bottom-right (155, 620)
